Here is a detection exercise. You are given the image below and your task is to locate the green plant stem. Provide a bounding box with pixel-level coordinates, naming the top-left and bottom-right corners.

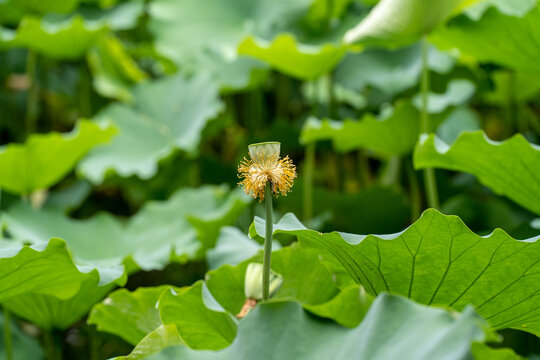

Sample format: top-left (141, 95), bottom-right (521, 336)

top-left (357, 150), bottom-right (372, 188)
top-left (44, 330), bottom-right (61, 360)
top-left (303, 143), bottom-right (315, 222)
top-left (25, 50), bottom-right (38, 135)
top-left (420, 37), bottom-right (439, 209)
top-left (406, 160), bottom-right (421, 222)
top-left (262, 183), bottom-right (273, 301)
top-left (3, 307), bottom-right (13, 360)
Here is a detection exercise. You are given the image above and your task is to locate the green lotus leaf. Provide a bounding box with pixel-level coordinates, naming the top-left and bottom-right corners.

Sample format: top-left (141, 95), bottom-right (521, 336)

top-left (119, 294), bottom-right (490, 360)
top-left (0, 313), bottom-right (43, 359)
top-left (78, 74), bottom-right (223, 183)
top-left (2, 275), bottom-right (118, 330)
top-left (414, 131), bottom-right (540, 215)
top-left (238, 34), bottom-right (347, 80)
top-left (2, 186), bottom-right (249, 271)
top-left (464, 0), bottom-right (537, 20)
top-left (0, 238), bottom-right (125, 302)
top-left (0, 120), bottom-right (115, 195)
top-left (300, 101), bottom-right (421, 156)
top-left (206, 227), bottom-right (266, 270)
top-left (412, 79), bottom-right (475, 114)
top-left (335, 42), bottom-right (455, 96)
top-left (343, 0), bottom-right (474, 47)
top-left (147, 0), bottom-right (311, 90)
top-left (430, 5), bottom-right (540, 74)
top-left (88, 35), bottom-right (148, 101)
top-left (252, 209), bottom-right (540, 336)
top-left (159, 282), bottom-right (237, 350)
top-left (472, 343), bottom-right (525, 360)
top-left (0, 15), bottom-right (108, 59)
top-left (88, 286), bottom-right (171, 345)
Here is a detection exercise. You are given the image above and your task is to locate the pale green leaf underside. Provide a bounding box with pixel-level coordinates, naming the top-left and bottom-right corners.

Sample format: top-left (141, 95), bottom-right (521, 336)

top-left (78, 74), bottom-right (223, 183)
top-left (0, 15), bottom-right (107, 59)
top-left (121, 295), bottom-right (488, 360)
top-left (414, 131), bottom-right (540, 215)
top-left (344, 0), bottom-right (471, 47)
top-left (0, 120), bottom-right (115, 195)
top-left (238, 34), bottom-right (346, 80)
top-left (148, 0), bottom-right (310, 90)
top-left (254, 209), bottom-right (540, 336)
top-left (300, 101), bottom-right (420, 156)
top-left (430, 5), bottom-right (540, 74)
top-left (2, 186), bottom-right (248, 272)
top-left (334, 42), bottom-right (455, 96)
top-left (412, 79), bottom-right (475, 114)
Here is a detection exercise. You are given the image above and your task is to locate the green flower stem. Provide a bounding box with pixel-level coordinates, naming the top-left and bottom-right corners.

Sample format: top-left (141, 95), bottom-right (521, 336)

top-left (420, 37), bottom-right (439, 209)
top-left (3, 307), bottom-right (13, 360)
top-left (406, 160), bottom-right (421, 222)
top-left (262, 182), bottom-right (273, 301)
top-left (303, 143), bottom-right (315, 222)
top-left (25, 50), bottom-right (38, 135)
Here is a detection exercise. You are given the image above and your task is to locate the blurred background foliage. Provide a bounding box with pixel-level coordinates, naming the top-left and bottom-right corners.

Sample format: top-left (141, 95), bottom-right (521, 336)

top-left (1, 0), bottom-right (540, 358)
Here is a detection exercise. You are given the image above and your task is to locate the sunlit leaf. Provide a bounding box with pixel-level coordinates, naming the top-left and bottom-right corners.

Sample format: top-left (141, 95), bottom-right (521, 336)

top-left (430, 5), bottom-right (540, 74)
top-left (238, 34), bottom-right (346, 80)
top-left (0, 15), bottom-right (107, 59)
top-left (414, 131), bottom-right (540, 215)
top-left (412, 79), bottom-right (475, 114)
top-left (300, 101), bottom-right (421, 156)
top-left (253, 209), bottom-right (540, 336)
top-left (78, 74), bottom-right (223, 182)
top-left (0, 120), bottom-right (115, 195)
top-left (87, 35), bottom-right (148, 101)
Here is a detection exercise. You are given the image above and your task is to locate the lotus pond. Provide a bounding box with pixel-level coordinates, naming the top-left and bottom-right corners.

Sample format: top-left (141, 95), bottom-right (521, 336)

top-left (1, 0), bottom-right (540, 359)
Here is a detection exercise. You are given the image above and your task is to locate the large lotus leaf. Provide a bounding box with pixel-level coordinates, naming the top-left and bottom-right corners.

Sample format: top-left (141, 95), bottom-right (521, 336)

top-left (472, 343), bottom-right (524, 360)
top-left (2, 275), bottom-right (117, 330)
top-left (414, 131), bottom-right (540, 215)
top-left (0, 120), bottom-right (115, 195)
top-left (343, 0), bottom-right (473, 47)
top-left (2, 186), bottom-right (249, 271)
top-left (430, 5), bottom-right (540, 74)
top-left (78, 74), bottom-right (223, 183)
top-left (159, 282), bottom-right (237, 350)
top-left (238, 34), bottom-right (346, 80)
top-left (252, 209), bottom-right (540, 336)
top-left (0, 238), bottom-right (125, 302)
top-left (206, 227), bottom-right (265, 270)
top-left (88, 35), bottom-right (148, 101)
top-left (0, 15), bottom-right (107, 59)
top-left (148, 0), bottom-right (312, 63)
top-left (147, 0), bottom-right (310, 89)
top-left (436, 107), bottom-right (480, 144)
top-left (412, 79), bottom-right (475, 114)
top-left (300, 101), bottom-right (420, 156)
top-left (335, 42), bottom-right (455, 96)
top-left (120, 294), bottom-right (489, 360)
top-left (0, 313), bottom-right (43, 359)
top-left (88, 286), bottom-right (171, 345)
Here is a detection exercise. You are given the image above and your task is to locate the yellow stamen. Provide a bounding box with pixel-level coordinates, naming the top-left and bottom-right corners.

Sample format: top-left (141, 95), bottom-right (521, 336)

top-left (238, 154), bottom-right (296, 201)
